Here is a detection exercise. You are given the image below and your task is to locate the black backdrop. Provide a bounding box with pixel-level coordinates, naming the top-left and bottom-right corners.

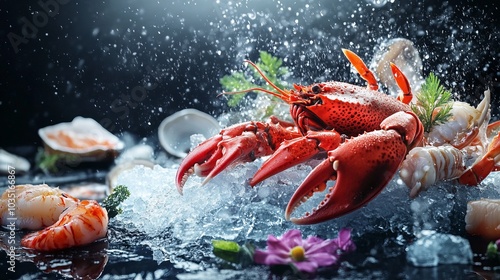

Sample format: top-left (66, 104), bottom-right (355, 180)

top-left (1, 0), bottom-right (499, 148)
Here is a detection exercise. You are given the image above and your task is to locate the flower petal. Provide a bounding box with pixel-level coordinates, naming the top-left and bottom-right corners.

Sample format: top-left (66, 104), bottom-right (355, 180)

top-left (294, 260), bottom-right (319, 273)
top-left (307, 252), bottom-right (338, 266)
top-left (305, 239), bottom-right (338, 255)
top-left (336, 228), bottom-right (356, 252)
top-left (253, 250), bottom-right (269, 265)
top-left (266, 235), bottom-right (291, 256)
top-left (254, 250), bottom-right (289, 266)
top-left (282, 229), bottom-right (303, 248)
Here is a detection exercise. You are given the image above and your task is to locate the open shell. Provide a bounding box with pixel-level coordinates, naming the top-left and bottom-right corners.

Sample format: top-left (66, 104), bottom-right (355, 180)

top-left (158, 109), bottom-right (221, 158)
top-left (38, 117), bottom-right (125, 161)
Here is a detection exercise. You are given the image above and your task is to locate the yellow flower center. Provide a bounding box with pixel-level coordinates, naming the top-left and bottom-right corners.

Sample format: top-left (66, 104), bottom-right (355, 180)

top-left (290, 245), bottom-right (306, 262)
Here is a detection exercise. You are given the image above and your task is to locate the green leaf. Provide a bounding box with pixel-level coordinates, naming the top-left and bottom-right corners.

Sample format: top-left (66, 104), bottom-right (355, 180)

top-left (212, 240), bottom-right (241, 264)
top-left (239, 243), bottom-right (256, 267)
top-left (212, 240), bottom-right (240, 252)
top-left (35, 148), bottom-right (78, 173)
top-left (486, 242), bottom-right (498, 260)
top-left (101, 185), bottom-right (131, 218)
top-left (411, 73), bottom-right (453, 133)
top-left (219, 51), bottom-right (289, 115)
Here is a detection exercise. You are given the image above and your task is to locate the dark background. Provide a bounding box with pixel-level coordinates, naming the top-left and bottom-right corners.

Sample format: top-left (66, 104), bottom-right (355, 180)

top-left (1, 0), bottom-right (499, 148)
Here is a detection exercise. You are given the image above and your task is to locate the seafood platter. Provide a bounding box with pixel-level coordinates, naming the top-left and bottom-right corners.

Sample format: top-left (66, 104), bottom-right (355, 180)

top-left (1, 0), bottom-right (500, 279)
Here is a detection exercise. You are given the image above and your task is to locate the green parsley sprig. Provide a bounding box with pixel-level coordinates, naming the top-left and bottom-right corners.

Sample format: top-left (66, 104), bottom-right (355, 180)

top-left (35, 148), bottom-right (79, 174)
top-left (101, 185), bottom-right (130, 218)
top-left (411, 73), bottom-right (453, 133)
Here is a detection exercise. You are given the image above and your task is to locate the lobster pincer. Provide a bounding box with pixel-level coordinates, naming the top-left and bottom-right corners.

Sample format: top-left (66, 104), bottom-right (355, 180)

top-left (286, 111), bottom-right (423, 224)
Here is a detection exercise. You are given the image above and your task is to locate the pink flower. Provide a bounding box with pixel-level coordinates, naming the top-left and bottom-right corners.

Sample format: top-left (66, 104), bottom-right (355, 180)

top-left (253, 228), bottom-right (355, 273)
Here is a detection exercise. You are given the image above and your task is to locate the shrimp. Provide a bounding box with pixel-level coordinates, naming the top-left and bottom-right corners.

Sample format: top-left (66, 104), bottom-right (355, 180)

top-left (0, 184), bottom-right (79, 230)
top-left (399, 145), bottom-right (466, 198)
top-left (426, 89), bottom-right (490, 149)
top-left (21, 199), bottom-right (108, 251)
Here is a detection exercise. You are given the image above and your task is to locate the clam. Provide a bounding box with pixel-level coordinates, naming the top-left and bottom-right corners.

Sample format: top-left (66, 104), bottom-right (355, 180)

top-left (38, 117), bottom-right (125, 161)
top-left (158, 109), bottom-right (221, 158)
top-left (465, 199), bottom-right (500, 240)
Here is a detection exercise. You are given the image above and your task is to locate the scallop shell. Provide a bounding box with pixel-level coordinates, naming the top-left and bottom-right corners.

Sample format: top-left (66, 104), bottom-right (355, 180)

top-left (465, 199), bottom-right (500, 240)
top-left (38, 117), bottom-right (125, 161)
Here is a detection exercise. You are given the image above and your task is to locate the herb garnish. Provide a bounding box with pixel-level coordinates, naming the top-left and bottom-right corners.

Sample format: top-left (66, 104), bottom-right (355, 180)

top-left (411, 73), bottom-right (453, 133)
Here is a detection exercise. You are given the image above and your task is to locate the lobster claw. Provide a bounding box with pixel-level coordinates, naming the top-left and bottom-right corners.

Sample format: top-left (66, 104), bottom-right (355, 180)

top-left (175, 132), bottom-right (261, 194)
top-left (286, 111), bottom-right (423, 225)
top-left (175, 121), bottom-right (302, 194)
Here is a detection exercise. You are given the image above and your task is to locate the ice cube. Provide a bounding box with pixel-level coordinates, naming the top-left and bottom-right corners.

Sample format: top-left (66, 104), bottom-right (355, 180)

top-left (406, 231), bottom-right (473, 267)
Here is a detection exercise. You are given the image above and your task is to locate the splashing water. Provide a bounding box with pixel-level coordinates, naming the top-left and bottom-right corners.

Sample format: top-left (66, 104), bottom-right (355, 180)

top-left (365, 0), bottom-right (396, 8)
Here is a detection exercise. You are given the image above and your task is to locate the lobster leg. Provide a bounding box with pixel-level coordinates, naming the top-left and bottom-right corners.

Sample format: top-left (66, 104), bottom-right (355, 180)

top-left (286, 111), bottom-right (423, 224)
top-left (390, 63), bottom-right (413, 104)
top-left (342, 49), bottom-right (379, 90)
top-left (250, 130), bottom-right (342, 186)
top-left (458, 123), bottom-right (500, 185)
top-left (175, 120), bottom-right (301, 194)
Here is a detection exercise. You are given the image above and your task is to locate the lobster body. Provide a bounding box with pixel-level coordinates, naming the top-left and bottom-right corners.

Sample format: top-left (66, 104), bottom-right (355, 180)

top-left (175, 49), bottom-right (499, 225)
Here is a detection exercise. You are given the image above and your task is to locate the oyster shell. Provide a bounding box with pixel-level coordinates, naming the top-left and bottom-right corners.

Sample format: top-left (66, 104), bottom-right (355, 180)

top-left (38, 117), bottom-right (125, 161)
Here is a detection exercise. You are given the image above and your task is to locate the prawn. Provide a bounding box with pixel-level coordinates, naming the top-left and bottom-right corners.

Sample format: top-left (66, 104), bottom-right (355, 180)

top-left (399, 89), bottom-right (500, 195)
top-left (399, 145), bottom-right (466, 198)
top-left (21, 199), bottom-right (108, 251)
top-left (0, 184), bottom-right (79, 230)
top-left (426, 89), bottom-right (490, 149)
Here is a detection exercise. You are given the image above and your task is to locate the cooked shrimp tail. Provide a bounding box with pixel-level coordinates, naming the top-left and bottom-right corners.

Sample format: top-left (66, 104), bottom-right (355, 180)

top-left (21, 200), bottom-right (108, 251)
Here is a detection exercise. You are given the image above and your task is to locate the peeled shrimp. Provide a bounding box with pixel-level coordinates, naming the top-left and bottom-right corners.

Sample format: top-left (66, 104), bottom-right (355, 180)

top-left (426, 89), bottom-right (490, 149)
top-left (0, 184), bottom-right (79, 230)
top-left (465, 199), bottom-right (500, 240)
top-left (21, 200), bottom-right (108, 251)
top-left (399, 145), bottom-right (466, 198)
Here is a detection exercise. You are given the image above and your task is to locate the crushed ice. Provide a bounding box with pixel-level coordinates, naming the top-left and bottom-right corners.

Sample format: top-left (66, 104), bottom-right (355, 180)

top-left (406, 230), bottom-right (473, 267)
top-left (114, 155), bottom-right (500, 267)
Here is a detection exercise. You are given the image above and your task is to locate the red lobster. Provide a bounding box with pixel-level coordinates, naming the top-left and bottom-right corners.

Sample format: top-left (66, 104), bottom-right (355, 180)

top-left (175, 49), bottom-right (494, 225)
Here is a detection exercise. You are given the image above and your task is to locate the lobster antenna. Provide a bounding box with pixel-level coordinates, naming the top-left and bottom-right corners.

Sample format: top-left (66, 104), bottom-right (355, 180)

top-left (243, 60), bottom-right (290, 98)
top-left (220, 87), bottom-right (285, 100)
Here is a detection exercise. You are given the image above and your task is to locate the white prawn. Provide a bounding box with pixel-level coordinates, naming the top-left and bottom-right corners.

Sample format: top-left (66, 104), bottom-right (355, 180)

top-left (0, 184), bottom-right (109, 251)
top-left (399, 145), bottom-right (466, 198)
top-left (0, 184), bottom-right (79, 230)
top-left (400, 89), bottom-right (500, 195)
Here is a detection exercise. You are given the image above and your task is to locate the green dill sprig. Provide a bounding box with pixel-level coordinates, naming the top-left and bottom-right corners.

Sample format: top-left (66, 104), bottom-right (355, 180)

top-left (35, 148), bottom-right (78, 174)
top-left (410, 73), bottom-right (453, 133)
top-left (220, 51), bottom-right (289, 108)
top-left (101, 185), bottom-right (130, 218)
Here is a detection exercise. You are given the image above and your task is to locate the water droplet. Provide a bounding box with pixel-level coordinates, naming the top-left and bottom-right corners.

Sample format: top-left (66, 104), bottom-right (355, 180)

top-left (247, 12), bottom-right (256, 20)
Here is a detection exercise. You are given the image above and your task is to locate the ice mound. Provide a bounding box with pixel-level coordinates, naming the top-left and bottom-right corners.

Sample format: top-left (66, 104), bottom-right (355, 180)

top-left (113, 161), bottom-right (500, 266)
top-left (406, 230), bottom-right (473, 267)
